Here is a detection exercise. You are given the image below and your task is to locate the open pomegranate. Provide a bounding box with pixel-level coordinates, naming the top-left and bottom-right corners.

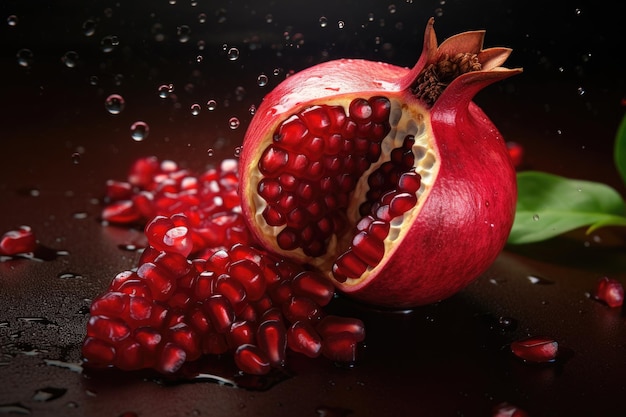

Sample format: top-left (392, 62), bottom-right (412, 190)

top-left (239, 18), bottom-right (522, 308)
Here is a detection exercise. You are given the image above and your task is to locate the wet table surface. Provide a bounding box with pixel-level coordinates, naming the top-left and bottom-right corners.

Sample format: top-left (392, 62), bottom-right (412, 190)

top-left (1, 1), bottom-right (626, 416)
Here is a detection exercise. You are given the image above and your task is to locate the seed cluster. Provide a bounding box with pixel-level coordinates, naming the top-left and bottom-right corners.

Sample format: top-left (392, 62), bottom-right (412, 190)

top-left (83, 157), bottom-right (365, 376)
top-left (258, 97), bottom-right (392, 257)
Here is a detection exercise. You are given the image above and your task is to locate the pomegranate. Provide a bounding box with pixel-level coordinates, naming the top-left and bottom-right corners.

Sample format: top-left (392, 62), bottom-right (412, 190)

top-left (238, 18), bottom-right (522, 307)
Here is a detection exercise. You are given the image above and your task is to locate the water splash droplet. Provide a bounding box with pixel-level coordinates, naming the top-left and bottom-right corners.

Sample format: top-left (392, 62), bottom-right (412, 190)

top-left (265, 13), bottom-right (273, 23)
top-left (257, 74), bottom-right (268, 87)
top-left (61, 51), bottom-right (79, 68)
top-left (190, 103), bottom-right (201, 116)
top-left (234, 146), bottom-right (242, 157)
top-left (16, 49), bottom-right (34, 68)
top-left (527, 275), bottom-right (554, 285)
top-left (71, 152), bottom-right (81, 164)
top-left (89, 75), bottom-right (99, 86)
top-left (227, 47), bottom-right (240, 61)
top-left (388, 4), bottom-right (397, 13)
top-left (158, 84), bottom-right (173, 99)
top-left (0, 403), bottom-right (30, 414)
top-left (319, 16), bottom-right (328, 27)
top-left (532, 214), bottom-right (540, 221)
top-left (228, 117), bottom-right (240, 130)
top-left (248, 104), bottom-right (257, 115)
top-left (198, 13), bottom-right (207, 23)
top-left (177, 25), bottom-right (191, 43)
top-left (57, 272), bottom-right (83, 279)
top-left (206, 99), bottom-right (217, 111)
top-left (33, 387), bottom-right (67, 402)
top-left (130, 121), bottom-right (149, 141)
top-left (337, 20), bottom-right (345, 29)
top-left (207, 148), bottom-right (214, 157)
top-left (82, 19), bottom-right (96, 36)
top-left (7, 15), bottom-right (19, 27)
top-left (100, 35), bottom-right (119, 53)
top-left (104, 94), bottom-right (125, 115)
top-left (577, 87), bottom-right (585, 96)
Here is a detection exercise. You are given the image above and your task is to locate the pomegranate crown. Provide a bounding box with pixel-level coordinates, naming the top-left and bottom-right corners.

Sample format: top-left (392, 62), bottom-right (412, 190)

top-left (404, 18), bottom-right (522, 107)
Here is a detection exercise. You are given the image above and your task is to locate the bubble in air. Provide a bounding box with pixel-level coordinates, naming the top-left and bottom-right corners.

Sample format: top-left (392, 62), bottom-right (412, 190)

top-left (388, 4), bottom-right (397, 13)
top-left (100, 35), bottom-right (119, 53)
top-left (206, 99), bottom-right (217, 111)
top-left (198, 13), bottom-right (207, 23)
top-left (82, 19), bottom-right (96, 36)
top-left (177, 25), bottom-right (191, 43)
top-left (7, 15), bottom-right (18, 27)
top-left (227, 47), bottom-right (240, 61)
top-left (338, 20), bottom-right (345, 29)
top-left (248, 104), bottom-right (257, 115)
top-left (234, 146), bottom-right (242, 157)
top-left (190, 103), bottom-right (201, 116)
top-left (16, 49), bottom-right (34, 67)
top-left (104, 94), bottom-right (125, 114)
top-left (207, 148), bottom-right (214, 157)
top-left (367, 13), bottom-right (375, 22)
top-left (130, 121), bottom-right (149, 141)
top-left (257, 73), bottom-right (268, 87)
top-left (228, 117), bottom-right (240, 129)
top-left (61, 51), bottom-right (79, 68)
top-left (196, 55), bottom-right (203, 63)
top-left (158, 84), bottom-right (173, 99)
top-left (577, 87), bottom-right (585, 96)
top-left (319, 16), bottom-right (328, 28)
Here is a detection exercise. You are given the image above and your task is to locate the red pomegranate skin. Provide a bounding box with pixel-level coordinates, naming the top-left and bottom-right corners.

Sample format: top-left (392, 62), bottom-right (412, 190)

top-left (239, 18), bottom-right (521, 307)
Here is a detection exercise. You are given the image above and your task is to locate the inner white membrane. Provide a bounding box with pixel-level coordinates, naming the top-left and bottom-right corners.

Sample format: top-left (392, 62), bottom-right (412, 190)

top-left (251, 97), bottom-right (438, 275)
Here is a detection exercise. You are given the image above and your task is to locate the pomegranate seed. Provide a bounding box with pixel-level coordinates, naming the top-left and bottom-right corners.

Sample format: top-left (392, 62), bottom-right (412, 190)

top-left (510, 336), bottom-right (558, 363)
top-left (229, 259), bottom-right (266, 301)
top-left (291, 271), bottom-right (335, 306)
top-left (321, 331), bottom-right (359, 363)
top-left (282, 296), bottom-right (322, 324)
top-left (234, 344), bottom-right (271, 375)
top-left (213, 275), bottom-right (248, 314)
top-left (287, 321), bottom-right (322, 358)
top-left (257, 320), bottom-right (287, 367)
top-left (350, 231), bottom-right (385, 267)
top-left (259, 146), bottom-right (290, 176)
top-left (115, 340), bottom-right (143, 370)
top-left (134, 327), bottom-right (162, 352)
top-left (348, 98), bottom-right (372, 122)
top-left (228, 321), bottom-right (256, 349)
top-left (368, 96), bottom-right (391, 123)
top-left (0, 226), bottom-right (37, 256)
top-left (316, 316), bottom-right (366, 342)
top-left (101, 200), bottom-right (141, 224)
top-left (82, 337), bottom-right (116, 365)
top-left (594, 276), bottom-right (624, 308)
top-left (203, 295), bottom-right (235, 333)
top-left (136, 262), bottom-right (176, 302)
top-left (157, 342), bottom-right (187, 373)
top-left (168, 323), bottom-right (200, 360)
top-left (91, 291), bottom-right (129, 316)
top-left (300, 105), bottom-right (331, 135)
top-left (87, 316), bottom-right (131, 342)
top-left (274, 114), bottom-right (308, 148)
top-left (506, 141), bottom-right (524, 168)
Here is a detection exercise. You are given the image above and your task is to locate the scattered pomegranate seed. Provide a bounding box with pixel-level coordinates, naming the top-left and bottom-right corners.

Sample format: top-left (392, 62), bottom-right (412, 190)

top-left (0, 225), bottom-right (37, 256)
top-left (491, 402), bottom-right (529, 417)
top-left (82, 157), bottom-right (367, 376)
top-left (506, 141), bottom-right (524, 168)
top-left (594, 276), bottom-right (624, 308)
top-left (510, 336), bottom-right (558, 363)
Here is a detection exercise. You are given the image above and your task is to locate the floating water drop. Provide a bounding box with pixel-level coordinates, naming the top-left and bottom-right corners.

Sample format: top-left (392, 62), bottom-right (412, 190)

top-left (100, 35), bottom-right (119, 53)
top-left (198, 13), bottom-right (207, 23)
top-left (229, 117), bottom-right (240, 129)
top-left (158, 84), bottom-right (173, 99)
top-left (71, 153), bottom-right (81, 164)
top-left (89, 75), bottom-right (99, 86)
top-left (248, 104), bottom-right (257, 115)
top-left (527, 275), bottom-right (554, 285)
top-left (130, 121), bottom-right (149, 141)
top-left (190, 103), bottom-right (201, 116)
top-left (388, 4), bottom-right (397, 13)
top-left (82, 19), bottom-right (96, 36)
top-left (234, 146), bottom-right (242, 157)
top-left (104, 94), bottom-right (125, 115)
top-left (257, 73), bottom-right (268, 87)
top-left (319, 16), bottom-right (328, 27)
top-left (577, 87), bottom-right (585, 96)
top-left (434, 7), bottom-right (444, 17)
top-left (337, 20), bottom-right (345, 29)
top-left (7, 15), bottom-right (19, 27)
top-left (61, 51), bottom-right (79, 68)
top-left (177, 25), bottom-right (191, 43)
top-left (16, 48), bottom-right (34, 67)
top-left (207, 148), bottom-right (214, 157)
top-left (227, 47), bottom-right (240, 61)
top-left (532, 214), bottom-right (540, 221)
top-left (265, 13), bottom-right (273, 23)
top-left (196, 54), bottom-right (203, 63)
top-left (114, 73), bottom-right (124, 86)
top-left (197, 39), bottom-right (206, 50)
top-left (367, 13), bottom-right (375, 22)
top-left (206, 99), bottom-right (217, 111)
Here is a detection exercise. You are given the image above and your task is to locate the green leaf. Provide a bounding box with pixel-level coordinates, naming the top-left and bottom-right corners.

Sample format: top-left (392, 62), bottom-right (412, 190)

top-left (615, 113), bottom-right (626, 186)
top-left (507, 171), bottom-right (626, 244)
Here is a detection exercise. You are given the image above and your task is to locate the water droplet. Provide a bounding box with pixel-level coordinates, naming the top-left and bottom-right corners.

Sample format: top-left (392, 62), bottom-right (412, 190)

top-left (158, 84), bottom-right (173, 99)
top-left (198, 13), bottom-right (207, 23)
top-left (130, 121), bottom-right (149, 141)
top-left (57, 271), bottom-right (83, 279)
top-left (434, 7), bottom-right (444, 17)
top-left (207, 148), bottom-right (214, 157)
top-left (177, 25), bottom-right (191, 43)
top-left (527, 275), bottom-right (554, 285)
top-left (265, 13), bottom-right (273, 23)
top-left (388, 4), bottom-right (397, 13)
top-left (367, 13), bottom-right (375, 22)
top-left (248, 104), bottom-right (257, 115)
top-left (89, 75), bottom-right (99, 86)
top-left (7, 15), bottom-right (19, 27)
top-left (190, 103), bottom-right (201, 116)
top-left (577, 87), bottom-right (585, 96)
top-left (100, 35), bottom-right (119, 53)
top-left (82, 19), bottom-right (96, 36)
top-left (196, 54), bottom-right (203, 63)
top-left (273, 67), bottom-right (282, 76)
top-left (114, 73), bottom-right (124, 86)
top-left (227, 47), bottom-right (240, 61)
top-left (206, 99), bottom-right (217, 111)
top-left (33, 387), bottom-right (67, 402)
top-left (257, 73), bottom-right (268, 87)
top-left (228, 117), bottom-right (240, 129)
top-left (0, 403), bottom-right (30, 414)
top-left (319, 16), bottom-right (328, 27)
top-left (16, 49), bottom-right (34, 67)
top-left (61, 51), bottom-right (79, 68)
top-left (532, 214), bottom-right (540, 221)
top-left (71, 153), bottom-right (81, 164)
top-left (575, 8), bottom-right (582, 15)
top-left (104, 94), bottom-right (125, 115)
top-left (234, 146), bottom-right (242, 157)
top-left (337, 20), bottom-right (345, 29)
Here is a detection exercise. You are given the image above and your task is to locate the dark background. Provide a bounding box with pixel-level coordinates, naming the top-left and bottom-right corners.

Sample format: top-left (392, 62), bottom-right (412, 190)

top-left (1, 1), bottom-right (626, 416)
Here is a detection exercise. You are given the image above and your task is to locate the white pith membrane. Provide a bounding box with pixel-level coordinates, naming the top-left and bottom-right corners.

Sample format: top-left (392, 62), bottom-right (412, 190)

top-left (249, 96), bottom-right (440, 286)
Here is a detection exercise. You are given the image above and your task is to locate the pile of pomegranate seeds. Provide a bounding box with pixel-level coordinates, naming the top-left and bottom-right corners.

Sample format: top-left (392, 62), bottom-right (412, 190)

top-left (510, 336), bottom-right (558, 363)
top-left (82, 157), bottom-right (365, 375)
top-left (0, 225), bottom-right (37, 256)
top-left (594, 276), bottom-right (624, 308)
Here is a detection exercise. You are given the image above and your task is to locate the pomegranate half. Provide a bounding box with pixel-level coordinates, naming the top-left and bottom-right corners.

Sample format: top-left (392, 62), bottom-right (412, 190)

top-left (238, 18), bottom-right (522, 308)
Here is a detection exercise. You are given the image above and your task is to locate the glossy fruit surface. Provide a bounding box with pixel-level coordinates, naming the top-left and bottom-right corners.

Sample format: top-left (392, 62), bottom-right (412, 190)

top-left (239, 18), bottom-right (521, 307)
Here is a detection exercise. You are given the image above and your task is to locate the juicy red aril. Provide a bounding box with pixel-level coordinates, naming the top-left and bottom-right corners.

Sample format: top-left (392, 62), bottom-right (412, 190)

top-left (0, 226), bottom-right (37, 255)
top-left (82, 337), bottom-right (116, 365)
top-left (282, 296), bottom-right (322, 324)
top-left (204, 295), bottom-right (236, 333)
top-left (87, 316), bottom-right (130, 342)
top-left (137, 262), bottom-right (176, 302)
top-left (510, 336), bottom-right (558, 363)
top-left (158, 342), bottom-right (187, 373)
top-left (228, 321), bottom-right (256, 349)
top-left (257, 319), bottom-right (287, 367)
top-left (316, 316), bottom-right (366, 343)
top-left (228, 258), bottom-right (266, 301)
top-left (291, 271), bottom-right (335, 306)
top-left (287, 321), bottom-right (322, 358)
top-left (234, 344), bottom-right (271, 375)
top-left (321, 331), bottom-right (359, 363)
top-left (594, 276), bottom-right (624, 308)
top-left (102, 200), bottom-right (142, 224)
